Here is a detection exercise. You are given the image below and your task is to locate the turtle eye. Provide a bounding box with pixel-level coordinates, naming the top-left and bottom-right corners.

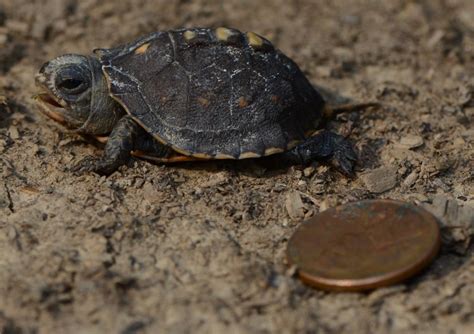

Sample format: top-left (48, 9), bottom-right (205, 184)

top-left (55, 66), bottom-right (89, 96)
top-left (57, 77), bottom-right (87, 95)
top-left (59, 78), bottom-right (83, 90)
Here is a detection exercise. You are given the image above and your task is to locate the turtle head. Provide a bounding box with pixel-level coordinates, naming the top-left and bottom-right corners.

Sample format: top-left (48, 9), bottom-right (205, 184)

top-left (35, 54), bottom-right (122, 135)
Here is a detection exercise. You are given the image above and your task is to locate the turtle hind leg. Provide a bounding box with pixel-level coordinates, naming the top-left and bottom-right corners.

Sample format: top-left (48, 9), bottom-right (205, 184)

top-left (279, 130), bottom-right (358, 176)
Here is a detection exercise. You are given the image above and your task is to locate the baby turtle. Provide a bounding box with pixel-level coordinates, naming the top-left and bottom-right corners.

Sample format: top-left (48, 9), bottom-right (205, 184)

top-left (35, 27), bottom-right (374, 175)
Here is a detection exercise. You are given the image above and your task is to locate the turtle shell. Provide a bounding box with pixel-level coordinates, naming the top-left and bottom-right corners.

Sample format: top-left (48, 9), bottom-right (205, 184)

top-left (97, 28), bottom-right (325, 159)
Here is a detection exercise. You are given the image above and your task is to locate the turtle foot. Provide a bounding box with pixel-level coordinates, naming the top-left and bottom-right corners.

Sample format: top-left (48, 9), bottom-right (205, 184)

top-left (70, 156), bottom-right (117, 176)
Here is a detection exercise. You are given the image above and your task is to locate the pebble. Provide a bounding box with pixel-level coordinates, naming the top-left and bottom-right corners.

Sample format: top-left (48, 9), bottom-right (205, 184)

top-left (314, 66), bottom-right (332, 78)
top-left (200, 172), bottom-right (228, 188)
top-left (404, 193), bottom-right (429, 203)
top-left (273, 183), bottom-right (287, 192)
top-left (319, 199), bottom-right (330, 212)
top-left (297, 180), bottom-right (307, 188)
top-left (397, 135), bottom-right (424, 149)
top-left (0, 33), bottom-right (7, 46)
top-left (285, 191), bottom-right (305, 220)
top-left (452, 137), bottom-right (465, 148)
top-left (403, 170), bottom-right (419, 188)
top-left (8, 126), bottom-right (20, 140)
top-left (361, 166), bottom-right (398, 193)
top-left (422, 195), bottom-right (474, 254)
top-left (427, 30), bottom-right (445, 48)
top-left (6, 20), bottom-right (29, 35)
top-left (432, 178), bottom-right (450, 192)
top-left (303, 166), bottom-right (315, 178)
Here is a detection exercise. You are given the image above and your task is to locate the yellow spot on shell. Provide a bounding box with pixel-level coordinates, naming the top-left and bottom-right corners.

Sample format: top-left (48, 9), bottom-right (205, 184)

top-left (184, 30), bottom-right (196, 41)
top-left (286, 140), bottom-right (301, 150)
top-left (264, 147), bottom-right (284, 156)
top-left (192, 153), bottom-right (212, 159)
top-left (216, 27), bottom-right (234, 41)
top-left (238, 97), bottom-right (249, 108)
top-left (239, 152), bottom-right (261, 159)
top-left (271, 95), bottom-right (280, 103)
top-left (215, 153), bottom-right (236, 160)
top-left (135, 43), bottom-right (150, 54)
top-left (246, 32), bottom-right (263, 47)
top-left (197, 96), bottom-right (210, 107)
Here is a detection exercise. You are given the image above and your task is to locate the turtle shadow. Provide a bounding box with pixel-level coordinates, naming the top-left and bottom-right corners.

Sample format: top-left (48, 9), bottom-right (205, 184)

top-left (143, 156), bottom-right (310, 180)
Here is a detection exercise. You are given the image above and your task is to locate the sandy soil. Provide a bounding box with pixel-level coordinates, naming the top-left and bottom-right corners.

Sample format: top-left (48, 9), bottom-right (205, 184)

top-left (0, 0), bottom-right (473, 333)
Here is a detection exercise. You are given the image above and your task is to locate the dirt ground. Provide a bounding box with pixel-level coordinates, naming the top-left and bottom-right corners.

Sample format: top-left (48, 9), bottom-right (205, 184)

top-left (0, 0), bottom-right (473, 333)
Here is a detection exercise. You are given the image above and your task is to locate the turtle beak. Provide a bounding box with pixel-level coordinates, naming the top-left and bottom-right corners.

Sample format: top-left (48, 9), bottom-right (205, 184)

top-left (33, 93), bottom-right (67, 125)
top-left (34, 73), bottom-right (68, 126)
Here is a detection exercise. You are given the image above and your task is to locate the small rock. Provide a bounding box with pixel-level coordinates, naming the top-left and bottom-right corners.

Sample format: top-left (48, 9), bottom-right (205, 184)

top-left (397, 135), bottom-right (424, 149)
top-left (422, 195), bottom-right (474, 254)
top-left (427, 30), bottom-right (445, 48)
top-left (398, 166), bottom-right (407, 175)
top-left (303, 166), bottom-right (315, 178)
top-left (319, 199), bottom-right (330, 212)
top-left (285, 191), bottom-right (305, 220)
top-left (273, 183), bottom-right (287, 192)
top-left (314, 66), bottom-right (332, 78)
top-left (201, 172), bottom-right (228, 188)
top-left (142, 182), bottom-right (157, 198)
top-left (0, 33), bottom-right (7, 46)
top-left (331, 47), bottom-right (353, 61)
top-left (341, 14), bottom-right (361, 25)
top-left (432, 178), bottom-right (450, 192)
top-left (452, 137), bottom-right (465, 148)
top-left (171, 173), bottom-right (186, 183)
top-left (404, 193), bottom-right (429, 203)
top-left (193, 187), bottom-right (203, 196)
top-left (133, 177), bottom-right (145, 188)
top-left (403, 170), bottom-right (419, 188)
top-left (297, 180), bottom-right (307, 187)
top-left (6, 20), bottom-right (29, 35)
top-left (459, 9), bottom-right (474, 30)
top-left (361, 166), bottom-right (398, 193)
top-left (8, 126), bottom-right (20, 140)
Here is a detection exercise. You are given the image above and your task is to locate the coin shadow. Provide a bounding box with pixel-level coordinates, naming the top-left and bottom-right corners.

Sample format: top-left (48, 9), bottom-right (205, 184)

top-left (403, 245), bottom-right (473, 289)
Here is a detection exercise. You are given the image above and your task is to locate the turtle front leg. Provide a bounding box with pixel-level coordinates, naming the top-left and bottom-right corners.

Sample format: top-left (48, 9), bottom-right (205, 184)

top-left (279, 130), bottom-right (358, 176)
top-left (72, 115), bottom-right (143, 175)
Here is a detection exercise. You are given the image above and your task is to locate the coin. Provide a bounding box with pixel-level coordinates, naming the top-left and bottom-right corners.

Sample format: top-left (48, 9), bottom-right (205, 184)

top-left (286, 200), bottom-right (441, 291)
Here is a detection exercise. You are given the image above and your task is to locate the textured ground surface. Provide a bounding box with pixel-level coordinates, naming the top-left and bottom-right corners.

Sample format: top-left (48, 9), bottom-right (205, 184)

top-left (0, 0), bottom-right (473, 333)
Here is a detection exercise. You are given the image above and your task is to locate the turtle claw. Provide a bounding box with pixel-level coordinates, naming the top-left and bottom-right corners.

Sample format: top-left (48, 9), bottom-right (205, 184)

top-left (330, 139), bottom-right (358, 177)
top-left (332, 150), bottom-right (357, 177)
top-left (70, 156), bottom-right (114, 175)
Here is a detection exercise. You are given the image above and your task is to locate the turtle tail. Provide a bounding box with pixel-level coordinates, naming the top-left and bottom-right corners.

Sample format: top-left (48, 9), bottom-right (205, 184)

top-left (322, 102), bottom-right (380, 120)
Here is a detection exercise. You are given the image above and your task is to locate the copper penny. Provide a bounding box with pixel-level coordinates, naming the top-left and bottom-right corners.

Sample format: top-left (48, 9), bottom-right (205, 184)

top-left (286, 200), bottom-right (441, 291)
